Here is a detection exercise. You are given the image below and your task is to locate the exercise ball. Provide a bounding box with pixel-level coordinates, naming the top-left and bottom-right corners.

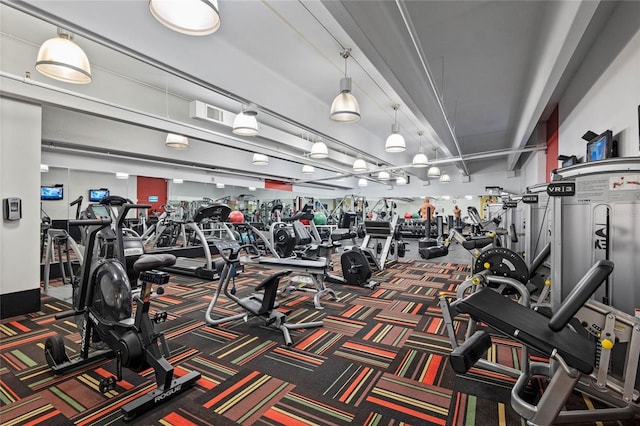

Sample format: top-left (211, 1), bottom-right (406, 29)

top-left (313, 212), bottom-right (327, 225)
top-left (404, 212), bottom-right (413, 219)
top-left (228, 210), bottom-right (244, 223)
top-left (412, 213), bottom-right (420, 219)
top-left (300, 219), bottom-right (310, 225)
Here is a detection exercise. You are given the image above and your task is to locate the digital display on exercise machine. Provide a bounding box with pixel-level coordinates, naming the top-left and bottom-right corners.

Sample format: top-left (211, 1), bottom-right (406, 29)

top-left (40, 185), bottom-right (63, 200)
top-left (89, 188), bottom-right (110, 202)
top-left (88, 204), bottom-right (110, 219)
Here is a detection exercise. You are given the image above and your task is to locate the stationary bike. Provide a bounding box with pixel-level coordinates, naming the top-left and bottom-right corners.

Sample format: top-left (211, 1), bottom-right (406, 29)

top-left (43, 203), bottom-right (200, 421)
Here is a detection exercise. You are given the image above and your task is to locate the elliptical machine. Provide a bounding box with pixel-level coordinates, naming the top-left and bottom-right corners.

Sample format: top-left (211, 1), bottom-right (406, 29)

top-left (43, 203), bottom-right (200, 421)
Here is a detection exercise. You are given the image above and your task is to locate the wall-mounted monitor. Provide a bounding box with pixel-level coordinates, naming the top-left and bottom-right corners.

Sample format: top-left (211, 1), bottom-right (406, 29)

top-left (89, 188), bottom-right (110, 202)
top-left (586, 130), bottom-right (614, 162)
top-left (40, 185), bottom-right (64, 201)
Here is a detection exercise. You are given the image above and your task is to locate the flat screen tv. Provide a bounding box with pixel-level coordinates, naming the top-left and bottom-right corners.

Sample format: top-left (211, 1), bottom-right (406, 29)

top-left (586, 130), bottom-right (613, 162)
top-left (89, 188), bottom-right (110, 202)
top-left (40, 185), bottom-right (64, 201)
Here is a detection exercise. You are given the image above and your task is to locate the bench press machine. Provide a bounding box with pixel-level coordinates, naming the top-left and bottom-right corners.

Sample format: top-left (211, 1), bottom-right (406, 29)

top-left (441, 260), bottom-right (640, 425)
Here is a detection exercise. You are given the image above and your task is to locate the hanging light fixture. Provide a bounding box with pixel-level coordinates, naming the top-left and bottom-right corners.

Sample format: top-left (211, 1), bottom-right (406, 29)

top-left (36, 28), bottom-right (92, 84)
top-left (248, 186), bottom-right (256, 191)
top-left (330, 49), bottom-right (360, 123)
top-left (427, 148), bottom-right (441, 178)
top-left (412, 131), bottom-right (429, 167)
top-left (385, 104), bottom-right (405, 153)
top-left (149, 0), bottom-right (221, 36)
top-left (173, 178), bottom-right (184, 184)
top-left (396, 176), bottom-right (408, 185)
top-left (352, 158), bottom-right (367, 172)
top-left (165, 133), bottom-right (189, 149)
top-left (252, 153), bottom-right (269, 165)
top-left (232, 103), bottom-right (259, 136)
top-left (358, 178), bottom-right (368, 187)
top-left (465, 195), bottom-right (473, 200)
top-left (40, 164), bottom-right (49, 173)
top-left (116, 172), bottom-right (129, 180)
top-left (310, 138), bottom-right (329, 159)
top-left (439, 174), bottom-right (451, 183)
top-left (302, 165), bottom-right (315, 174)
top-left (378, 170), bottom-right (390, 180)
top-left (216, 182), bottom-right (225, 189)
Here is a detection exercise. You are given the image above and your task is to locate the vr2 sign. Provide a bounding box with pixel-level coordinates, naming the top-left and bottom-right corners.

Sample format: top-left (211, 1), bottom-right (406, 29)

top-left (547, 182), bottom-right (575, 196)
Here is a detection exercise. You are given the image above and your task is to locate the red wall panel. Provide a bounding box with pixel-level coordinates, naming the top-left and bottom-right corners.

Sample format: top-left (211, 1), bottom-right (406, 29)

top-left (545, 105), bottom-right (559, 183)
top-left (137, 176), bottom-right (167, 215)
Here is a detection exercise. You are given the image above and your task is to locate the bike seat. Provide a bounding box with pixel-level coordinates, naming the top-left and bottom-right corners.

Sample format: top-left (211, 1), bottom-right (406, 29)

top-left (133, 254), bottom-right (176, 272)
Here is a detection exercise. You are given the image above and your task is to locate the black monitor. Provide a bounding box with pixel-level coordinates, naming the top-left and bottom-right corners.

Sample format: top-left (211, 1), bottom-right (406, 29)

top-left (40, 185), bottom-right (64, 201)
top-left (89, 188), bottom-right (110, 202)
top-left (586, 130), bottom-right (613, 162)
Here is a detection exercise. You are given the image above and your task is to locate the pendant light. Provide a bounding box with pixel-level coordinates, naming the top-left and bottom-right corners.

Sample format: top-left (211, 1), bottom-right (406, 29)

top-left (233, 103), bottom-right (259, 136)
top-left (149, 0), bottom-right (221, 36)
top-left (116, 172), bottom-right (129, 180)
top-left (302, 165), bottom-right (315, 174)
top-left (310, 138), bottom-right (329, 159)
top-left (358, 178), bottom-right (368, 187)
top-left (330, 49), bottom-right (360, 123)
top-left (165, 133), bottom-right (189, 149)
top-left (412, 131), bottom-right (429, 167)
top-left (216, 183), bottom-right (225, 189)
top-left (385, 104), bottom-right (405, 153)
top-left (173, 178), bottom-right (184, 184)
top-left (352, 158), bottom-right (367, 172)
top-left (36, 28), bottom-right (92, 84)
top-left (252, 153), bottom-right (269, 165)
top-left (40, 164), bottom-right (49, 173)
top-left (396, 176), bottom-right (408, 185)
top-left (427, 148), bottom-right (441, 178)
top-left (378, 171), bottom-right (390, 180)
top-left (439, 174), bottom-right (451, 183)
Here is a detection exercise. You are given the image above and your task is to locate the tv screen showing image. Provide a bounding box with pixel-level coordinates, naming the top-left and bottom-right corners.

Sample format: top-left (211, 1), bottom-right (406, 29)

top-left (586, 130), bottom-right (613, 162)
top-left (41, 185), bottom-right (64, 200)
top-left (89, 188), bottom-right (110, 202)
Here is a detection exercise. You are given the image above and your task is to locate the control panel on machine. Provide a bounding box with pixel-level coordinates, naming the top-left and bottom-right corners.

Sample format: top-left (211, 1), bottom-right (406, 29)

top-left (86, 204), bottom-right (111, 219)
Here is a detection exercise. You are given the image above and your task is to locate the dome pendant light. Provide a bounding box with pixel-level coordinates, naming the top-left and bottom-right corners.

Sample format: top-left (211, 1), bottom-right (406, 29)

top-left (165, 133), bottom-right (189, 149)
top-left (310, 138), bottom-right (329, 159)
top-left (385, 104), bottom-right (405, 153)
top-left (358, 178), bottom-right (368, 187)
top-left (252, 153), bottom-right (269, 165)
top-left (378, 170), bottom-right (390, 180)
top-left (36, 28), bottom-right (92, 84)
top-left (427, 148), bottom-right (441, 178)
top-left (439, 174), bottom-right (451, 183)
top-left (352, 158), bottom-right (367, 172)
top-left (302, 164), bottom-right (315, 174)
top-left (412, 130), bottom-right (429, 167)
top-left (330, 49), bottom-right (360, 123)
top-left (149, 0), bottom-right (221, 36)
top-left (232, 103), bottom-right (259, 136)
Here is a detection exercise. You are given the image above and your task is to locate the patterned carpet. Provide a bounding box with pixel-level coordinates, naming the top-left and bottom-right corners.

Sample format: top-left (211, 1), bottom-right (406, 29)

top-left (0, 258), bottom-right (629, 425)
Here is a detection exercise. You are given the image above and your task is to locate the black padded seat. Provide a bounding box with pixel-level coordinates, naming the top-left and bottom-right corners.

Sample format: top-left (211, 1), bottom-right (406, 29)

top-left (133, 254), bottom-right (177, 272)
top-left (456, 287), bottom-right (596, 374)
top-left (462, 237), bottom-right (493, 250)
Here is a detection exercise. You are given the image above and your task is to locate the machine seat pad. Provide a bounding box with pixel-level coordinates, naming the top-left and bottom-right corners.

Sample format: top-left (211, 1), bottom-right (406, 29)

top-left (259, 257), bottom-right (327, 270)
top-left (331, 230), bottom-right (356, 241)
top-left (456, 288), bottom-right (595, 374)
top-left (133, 254), bottom-right (177, 272)
top-left (462, 237), bottom-right (493, 250)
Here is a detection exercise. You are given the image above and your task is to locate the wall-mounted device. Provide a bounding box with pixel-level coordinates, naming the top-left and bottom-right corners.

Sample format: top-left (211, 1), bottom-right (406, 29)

top-left (40, 184), bottom-right (64, 200)
top-left (583, 129), bottom-right (616, 162)
top-left (89, 188), bottom-right (110, 202)
top-left (3, 197), bottom-right (22, 221)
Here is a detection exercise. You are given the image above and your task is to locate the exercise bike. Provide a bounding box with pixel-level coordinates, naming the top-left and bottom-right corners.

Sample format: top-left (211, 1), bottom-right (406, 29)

top-left (43, 203), bottom-right (200, 421)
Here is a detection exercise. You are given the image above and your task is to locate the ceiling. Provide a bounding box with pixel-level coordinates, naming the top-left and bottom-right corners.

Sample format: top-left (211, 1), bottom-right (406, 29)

top-left (0, 0), bottom-right (618, 189)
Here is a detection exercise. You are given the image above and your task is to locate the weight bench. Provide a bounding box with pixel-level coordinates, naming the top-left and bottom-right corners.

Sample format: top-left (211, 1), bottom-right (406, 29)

top-left (449, 260), bottom-right (638, 424)
top-left (257, 257), bottom-right (337, 310)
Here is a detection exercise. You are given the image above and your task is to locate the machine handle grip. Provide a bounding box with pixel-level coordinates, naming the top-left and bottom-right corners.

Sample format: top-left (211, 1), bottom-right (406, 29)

top-left (548, 260), bottom-right (614, 332)
top-left (68, 218), bottom-right (112, 227)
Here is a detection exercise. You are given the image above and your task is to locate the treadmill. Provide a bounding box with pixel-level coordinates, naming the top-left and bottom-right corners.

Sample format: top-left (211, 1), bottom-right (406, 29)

top-left (162, 204), bottom-right (233, 280)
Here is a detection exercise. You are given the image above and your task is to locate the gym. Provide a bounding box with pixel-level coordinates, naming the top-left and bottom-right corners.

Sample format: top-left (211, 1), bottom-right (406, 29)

top-left (1, 1), bottom-right (639, 425)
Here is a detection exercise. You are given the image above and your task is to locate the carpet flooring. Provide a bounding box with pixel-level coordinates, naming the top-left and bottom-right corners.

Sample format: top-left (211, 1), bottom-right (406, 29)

top-left (0, 258), bottom-right (632, 425)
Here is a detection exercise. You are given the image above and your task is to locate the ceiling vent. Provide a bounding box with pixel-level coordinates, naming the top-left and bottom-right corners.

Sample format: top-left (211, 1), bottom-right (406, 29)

top-left (189, 100), bottom-right (225, 125)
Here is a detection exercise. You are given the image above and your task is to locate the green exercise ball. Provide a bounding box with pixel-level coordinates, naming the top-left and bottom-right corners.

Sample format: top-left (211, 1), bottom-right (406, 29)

top-left (313, 212), bottom-right (327, 225)
top-left (412, 213), bottom-right (421, 219)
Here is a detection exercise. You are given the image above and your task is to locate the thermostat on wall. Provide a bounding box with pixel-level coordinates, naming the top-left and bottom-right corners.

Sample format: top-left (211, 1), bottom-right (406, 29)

top-left (3, 197), bottom-right (22, 221)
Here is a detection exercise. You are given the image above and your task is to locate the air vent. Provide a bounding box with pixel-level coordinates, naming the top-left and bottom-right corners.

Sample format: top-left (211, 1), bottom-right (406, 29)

top-left (189, 100), bottom-right (225, 125)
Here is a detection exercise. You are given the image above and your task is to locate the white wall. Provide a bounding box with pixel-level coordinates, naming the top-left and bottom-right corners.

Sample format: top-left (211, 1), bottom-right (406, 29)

top-left (521, 150), bottom-right (548, 189)
top-left (559, 3), bottom-right (640, 158)
top-left (0, 97), bottom-right (41, 298)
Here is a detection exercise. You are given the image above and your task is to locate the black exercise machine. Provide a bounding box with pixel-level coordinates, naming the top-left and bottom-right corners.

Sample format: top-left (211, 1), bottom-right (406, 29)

top-left (205, 240), bottom-right (324, 345)
top-left (442, 260), bottom-right (640, 424)
top-left (43, 203), bottom-right (200, 421)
